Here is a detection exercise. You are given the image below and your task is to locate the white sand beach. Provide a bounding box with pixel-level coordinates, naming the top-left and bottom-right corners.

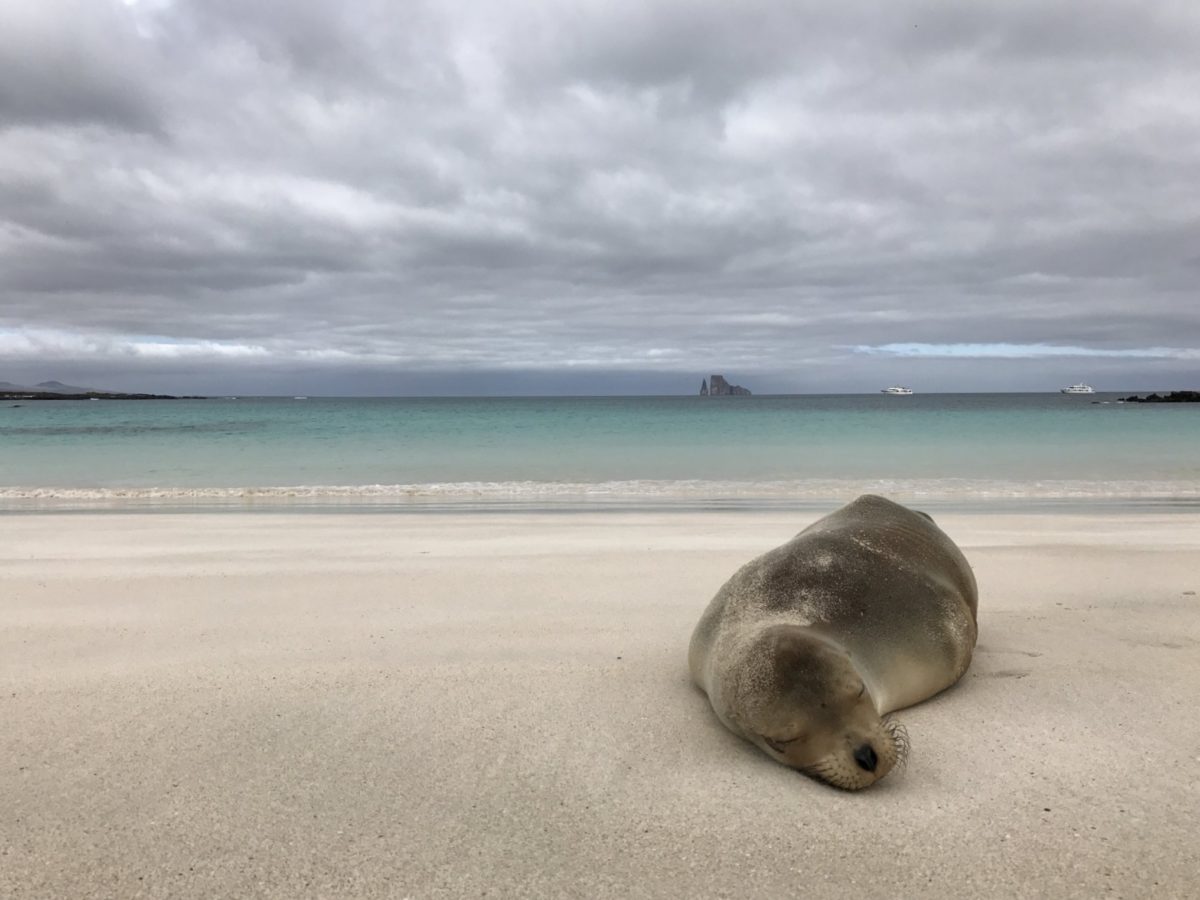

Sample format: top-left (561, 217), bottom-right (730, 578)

top-left (2, 510), bottom-right (1199, 898)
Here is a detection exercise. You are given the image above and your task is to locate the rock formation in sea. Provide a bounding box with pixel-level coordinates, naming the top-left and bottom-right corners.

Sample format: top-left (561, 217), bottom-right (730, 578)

top-left (706, 375), bottom-right (752, 396)
top-left (1121, 391), bottom-right (1200, 403)
top-left (700, 379), bottom-right (708, 396)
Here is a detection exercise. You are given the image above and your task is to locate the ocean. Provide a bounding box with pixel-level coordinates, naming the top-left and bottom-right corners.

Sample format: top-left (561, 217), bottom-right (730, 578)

top-left (1, 393), bottom-right (1197, 511)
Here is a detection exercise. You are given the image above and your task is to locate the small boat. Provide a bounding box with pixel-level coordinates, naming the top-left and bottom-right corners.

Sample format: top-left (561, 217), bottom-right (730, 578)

top-left (881, 386), bottom-right (913, 395)
top-left (1060, 383), bottom-right (1095, 394)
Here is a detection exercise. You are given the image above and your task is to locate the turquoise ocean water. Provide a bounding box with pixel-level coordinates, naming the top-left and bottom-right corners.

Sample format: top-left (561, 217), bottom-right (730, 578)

top-left (1, 394), bottom-right (1197, 511)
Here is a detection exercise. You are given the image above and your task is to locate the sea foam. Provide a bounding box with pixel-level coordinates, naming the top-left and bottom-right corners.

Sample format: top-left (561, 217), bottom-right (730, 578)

top-left (2, 478), bottom-right (1197, 511)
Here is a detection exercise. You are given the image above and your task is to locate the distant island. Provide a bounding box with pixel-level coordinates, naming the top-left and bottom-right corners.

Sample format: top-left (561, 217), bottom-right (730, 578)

top-left (1120, 391), bottom-right (1200, 403)
top-left (1, 380), bottom-right (202, 401)
top-left (700, 375), bottom-right (752, 396)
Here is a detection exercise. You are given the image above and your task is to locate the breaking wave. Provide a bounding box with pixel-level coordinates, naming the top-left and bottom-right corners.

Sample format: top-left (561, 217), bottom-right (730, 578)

top-left (2, 478), bottom-right (1198, 511)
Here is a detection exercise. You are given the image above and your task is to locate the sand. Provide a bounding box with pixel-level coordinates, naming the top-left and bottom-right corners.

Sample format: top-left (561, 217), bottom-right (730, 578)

top-left (2, 509), bottom-right (1199, 899)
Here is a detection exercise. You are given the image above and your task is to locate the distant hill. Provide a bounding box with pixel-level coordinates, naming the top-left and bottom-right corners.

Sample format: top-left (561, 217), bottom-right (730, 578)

top-left (36, 380), bottom-right (100, 394)
top-left (1, 380), bottom-right (101, 394)
top-left (1, 379), bottom-right (201, 401)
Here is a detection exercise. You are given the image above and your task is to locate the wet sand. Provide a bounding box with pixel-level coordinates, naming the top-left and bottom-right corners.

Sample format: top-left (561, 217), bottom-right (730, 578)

top-left (2, 510), bottom-right (1198, 898)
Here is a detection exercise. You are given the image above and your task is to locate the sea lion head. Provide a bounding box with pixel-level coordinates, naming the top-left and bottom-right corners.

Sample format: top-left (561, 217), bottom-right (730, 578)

top-left (738, 626), bottom-right (908, 790)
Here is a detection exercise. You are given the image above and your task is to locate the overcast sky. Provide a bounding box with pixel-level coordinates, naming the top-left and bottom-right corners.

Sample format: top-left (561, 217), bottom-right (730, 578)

top-left (1, 0), bottom-right (1198, 394)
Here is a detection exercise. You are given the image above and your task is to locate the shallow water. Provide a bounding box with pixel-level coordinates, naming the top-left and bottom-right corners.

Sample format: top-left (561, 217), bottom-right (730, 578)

top-left (2, 394), bottom-right (1196, 510)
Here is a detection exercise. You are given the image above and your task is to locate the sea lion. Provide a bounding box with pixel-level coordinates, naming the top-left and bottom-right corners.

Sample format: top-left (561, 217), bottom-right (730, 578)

top-left (688, 494), bottom-right (977, 790)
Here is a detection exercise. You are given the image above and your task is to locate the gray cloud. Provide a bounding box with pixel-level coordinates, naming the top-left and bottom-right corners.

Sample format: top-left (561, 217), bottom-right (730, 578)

top-left (1, 0), bottom-right (1198, 394)
top-left (0, 1), bottom-right (164, 131)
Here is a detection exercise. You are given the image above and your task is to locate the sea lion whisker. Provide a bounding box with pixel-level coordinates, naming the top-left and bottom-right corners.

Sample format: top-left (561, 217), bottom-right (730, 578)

top-left (884, 718), bottom-right (911, 768)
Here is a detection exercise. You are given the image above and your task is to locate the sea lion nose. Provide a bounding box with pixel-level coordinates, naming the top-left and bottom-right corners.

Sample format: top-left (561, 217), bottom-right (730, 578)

top-left (853, 744), bottom-right (878, 772)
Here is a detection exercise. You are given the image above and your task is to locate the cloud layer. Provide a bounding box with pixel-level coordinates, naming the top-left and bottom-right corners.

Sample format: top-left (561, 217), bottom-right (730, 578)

top-left (2, 0), bottom-right (1198, 393)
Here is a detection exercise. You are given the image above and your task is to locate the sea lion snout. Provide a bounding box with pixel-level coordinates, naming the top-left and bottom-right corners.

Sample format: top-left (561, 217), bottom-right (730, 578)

top-left (853, 743), bottom-right (878, 772)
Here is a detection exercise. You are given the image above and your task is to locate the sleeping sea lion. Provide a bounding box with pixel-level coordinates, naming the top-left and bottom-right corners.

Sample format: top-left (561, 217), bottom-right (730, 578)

top-left (688, 494), bottom-right (978, 789)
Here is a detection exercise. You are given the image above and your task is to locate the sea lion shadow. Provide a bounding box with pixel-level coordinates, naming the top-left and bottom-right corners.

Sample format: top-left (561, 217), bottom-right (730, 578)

top-left (678, 633), bottom-right (1046, 790)
top-left (966, 637), bottom-right (1041, 684)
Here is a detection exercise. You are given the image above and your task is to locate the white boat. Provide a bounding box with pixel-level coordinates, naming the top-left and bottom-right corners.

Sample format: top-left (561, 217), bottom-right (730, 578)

top-left (1060, 383), bottom-right (1095, 394)
top-left (881, 386), bottom-right (913, 395)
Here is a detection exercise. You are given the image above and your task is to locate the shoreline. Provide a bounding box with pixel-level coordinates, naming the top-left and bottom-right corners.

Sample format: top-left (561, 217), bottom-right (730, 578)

top-left (4, 498), bottom-right (1200, 517)
top-left (3, 478), bottom-right (1200, 515)
top-left (3, 509), bottom-right (1199, 897)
